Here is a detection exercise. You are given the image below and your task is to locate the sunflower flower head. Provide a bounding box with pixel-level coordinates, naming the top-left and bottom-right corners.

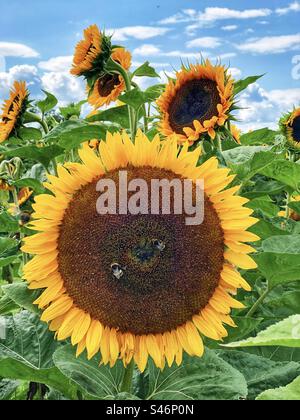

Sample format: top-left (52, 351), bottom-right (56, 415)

top-left (22, 131), bottom-right (258, 372)
top-left (230, 124), bottom-right (241, 144)
top-left (88, 48), bottom-right (132, 109)
top-left (0, 81), bottom-right (29, 143)
top-left (280, 107), bottom-right (300, 150)
top-left (70, 24), bottom-right (112, 82)
top-left (157, 59), bottom-right (234, 144)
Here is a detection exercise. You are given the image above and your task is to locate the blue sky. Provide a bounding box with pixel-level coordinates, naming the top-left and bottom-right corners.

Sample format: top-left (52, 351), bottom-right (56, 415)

top-left (0, 0), bottom-right (299, 130)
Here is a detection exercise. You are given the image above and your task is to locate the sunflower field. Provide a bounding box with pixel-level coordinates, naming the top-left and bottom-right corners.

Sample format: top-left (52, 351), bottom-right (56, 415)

top-left (0, 24), bottom-right (300, 402)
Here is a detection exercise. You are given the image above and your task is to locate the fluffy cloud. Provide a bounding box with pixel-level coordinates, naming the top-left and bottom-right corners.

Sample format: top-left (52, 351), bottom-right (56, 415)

top-left (186, 37), bottom-right (221, 49)
top-left (133, 44), bottom-right (162, 56)
top-left (107, 26), bottom-right (171, 41)
top-left (237, 83), bottom-right (300, 131)
top-left (236, 33), bottom-right (300, 54)
top-left (0, 65), bottom-right (39, 100)
top-left (276, 1), bottom-right (300, 16)
top-left (0, 42), bottom-right (39, 58)
top-left (221, 25), bottom-right (238, 31)
top-left (228, 67), bottom-right (242, 78)
top-left (41, 71), bottom-right (85, 105)
top-left (38, 56), bottom-right (73, 72)
top-left (132, 44), bottom-right (202, 59)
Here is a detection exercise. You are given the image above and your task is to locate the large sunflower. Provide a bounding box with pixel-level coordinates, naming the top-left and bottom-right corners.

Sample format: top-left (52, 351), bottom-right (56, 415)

top-left (0, 81), bottom-right (29, 143)
top-left (70, 24), bottom-right (112, 79)
top-left (157, 60), bottom-right (234, 144)
top-left (22, 131), bottom-right (258, 371)
top-left (88, 48), bottom-right (132, 109)
top-left (280, 108), bottom-right (300, 150)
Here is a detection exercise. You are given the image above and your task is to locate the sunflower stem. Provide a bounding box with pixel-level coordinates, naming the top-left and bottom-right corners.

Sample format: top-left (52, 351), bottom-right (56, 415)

top-left (106, 58), bottom-right (135, 140)
top-left (25, 111), bottom-right (49, 135)
top-left (120, 360), bottom-right (135, 394)
top-left (246, 287), bottom-right (270, 317)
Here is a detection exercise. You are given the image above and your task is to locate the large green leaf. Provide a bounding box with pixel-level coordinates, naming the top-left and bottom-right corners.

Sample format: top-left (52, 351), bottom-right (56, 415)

top-left (0, 212), bottom-right (19, 233)
top-left (36, 90), bottom-right (58, 114)
top-left (119, 88), bottom-right (157, 110)
top-left (0, 295), bottom-right (19, 315)
top-left (132, 62), bottom-right (160, 78)
top-left (262, 235), bottom-right (300, 254)
top-left (53, 344), bottom-right (125, 399)
top-left (240, 128), bottom-right (279, 146)
top-left (0, 311), bottom-right (76, 399)
top-left (4, 145), bottom-right (64, 168)
top-left (256, 376), bottom-right (300, 400)
top-left (234, 75), bottom-right (264, 95)
top-left (218, 350), bottom-right (300, 400)
top-left (246, 196), bottom-right (279, 218)
top-left (0, 238), bottom-right (18, 256)
top-left (0, 379), bottom-right (20, 400)
top-left (86, 105), bottom-right (130, 128)
top-left (2, 283), bottom-right (40, 313)
top-left (0, 256), bottom-right (20, 268)
top-left (224, 315), bottom-right (300, 348)
top-left (259, 160), bottom-right (300, 191)
top-left (18, 127), bottom-right (42, 141)
top-left (146, 350), bottom-right (248, 400)
top-left (44, 120), bottom-right (106, 150)
top-left (13, 178), bottom-right (46, 195)
top-left (249, 220), bottom-right (289, 241)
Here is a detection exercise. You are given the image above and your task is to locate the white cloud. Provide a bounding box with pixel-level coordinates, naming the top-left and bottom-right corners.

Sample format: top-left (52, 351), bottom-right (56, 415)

top-left (228, 67), bottom-right (242, 78)
top-left (132, 61), bottom-right (171, 69)
top-left (222, 25), bottom-right (238, 31)
top-left (276, 1), bottom-right (300, 16)
top-left (107, 26), bottom-right (171, 41)
top-left (133, 44), bottom-right (162, 56)
top-left (0, 65), bottom-right (39, 100)
top-left (237, 83), bottom-right (300, 131)
top-left (186, 37), bottom-right (221, 49)
top-left (236, 34), bottom-right (300, 54)
top-left (0, 42), bottom-right (39, 58)
top-left (41, 72), bottom-right (85, 105)
top-left (38, 56), bottom-right (73, 72)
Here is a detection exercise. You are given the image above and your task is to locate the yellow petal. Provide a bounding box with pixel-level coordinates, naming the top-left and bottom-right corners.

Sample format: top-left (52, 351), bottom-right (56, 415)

top-left (225, 250), bottom-right (258, 269)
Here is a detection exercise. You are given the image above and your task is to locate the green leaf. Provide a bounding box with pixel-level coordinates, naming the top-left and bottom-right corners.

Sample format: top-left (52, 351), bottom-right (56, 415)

top-left (44, 120), bottom-right (106, 150)
top-left (53, 344), bottom-right (124, 399)
top-left (249, 219), bottom-right (289, 241)
top-left (0, 212), bottom-right (20, 233)
top-left (246, 196), bottom-right (279, 218)
top-left (256, 376), bottom-right (300, 400)
top-left (0, 256), bottom-right (19, 268)
top-left (0, 311), bottom-right (76, 399)
top-left (0, 379), bottom-right (20, 400)
top-left (262, 235), bottom-right (300, 254)
top-left (36, 90), bottom-right (58, 114)
top-left (244, 179), bottom-right (285, 199)
top-left (224, 315), bottom-right (300, 348)
top-left (0, 238), bottom-right (18, 256)
top-left (234, 75), bottom-right (264, 95)
top-left (18, 127), bottom-right (42, 141)
top-left (4, 145), bottom-right (64, 168)
top-left (59, 101), bottom-right (86, 120)
top-left (223, 316), bottom-right (263, 343)
top-left (240, 128), bottom-right (278, 146)
top-left (223, 148), bottom-right (279, 182)
top-left (0, 295), bottom-right (19, 315)
top-left (133, 61), bottom-right (160, 78)
top-left (267, 292), bottom-right (300, 318)
top-left (218, 350), bottom-right (300, 400)
top-left (259, 159), bottom-right (300, 191)
top-left (13, 178), bottom-right (46, 194)
top-left (146, 350), bottom-right (248, 400)
top-left (2, 283), bottom-right (40, 313)
top-left (119, 88), bottom-right (156, 110)
top-left (86, 105), bottom-right (130, 128)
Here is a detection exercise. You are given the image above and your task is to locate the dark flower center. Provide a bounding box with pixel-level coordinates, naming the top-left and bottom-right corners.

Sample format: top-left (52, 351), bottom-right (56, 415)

top-left (98, 73), bottom-right (120, 97)
top-left (168, 79), bottom-right (221, 135)
top-left (291, 116), bottom-right (300, 143)
top-left (57, 167), bottom-right (224, 335)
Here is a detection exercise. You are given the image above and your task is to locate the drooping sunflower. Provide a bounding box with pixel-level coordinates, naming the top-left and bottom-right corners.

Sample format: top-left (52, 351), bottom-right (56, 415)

top-left (157, 60), bottom-right (234, 144)
top-left (70, 24), bottom-right (112, 79)
top-left (88, 48), bottom-right (132, 109)
top-left (0, 81), bottom-right (29, 143)
top-left (280, 108), bottom-right (300, 150)
top-left (278, 195), bottom-right (300, 221)
top-left (22, 131), bottom-right (258, 371)
top-left (0, 179), bottom-right (12, 191)
top-left (8, 187), bottom-right (33, 216)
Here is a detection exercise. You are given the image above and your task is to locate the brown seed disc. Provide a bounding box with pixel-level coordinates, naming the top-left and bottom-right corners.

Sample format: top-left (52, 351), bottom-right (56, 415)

top-left (57, 166), bottom-right (224, 335)
top-left (168, 79), bottom-right (221, 135)
top-left (97, 73), bottom-right (120, 97)
top-left (291, 115), bottom-right (300, 143)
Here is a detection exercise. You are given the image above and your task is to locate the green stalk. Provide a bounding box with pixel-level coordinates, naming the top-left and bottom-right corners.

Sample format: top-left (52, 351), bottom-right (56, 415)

top-left (246, 287), bottom-right (270, 317)
top-left (25, 111), bottom-right (49, 135)
top-left (120, 360), bottom-right (135, 394)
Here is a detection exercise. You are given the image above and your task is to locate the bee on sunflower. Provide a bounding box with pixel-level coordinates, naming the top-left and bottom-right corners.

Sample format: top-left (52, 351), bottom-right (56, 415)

top-left (157, 60), bottom-right (235, 145)
top-left (280, 107), bottom-right (300, 151)
top-left (22, 131), bottom-right (258, 371)
top-left (0, 81), bottom-right (30, 143)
